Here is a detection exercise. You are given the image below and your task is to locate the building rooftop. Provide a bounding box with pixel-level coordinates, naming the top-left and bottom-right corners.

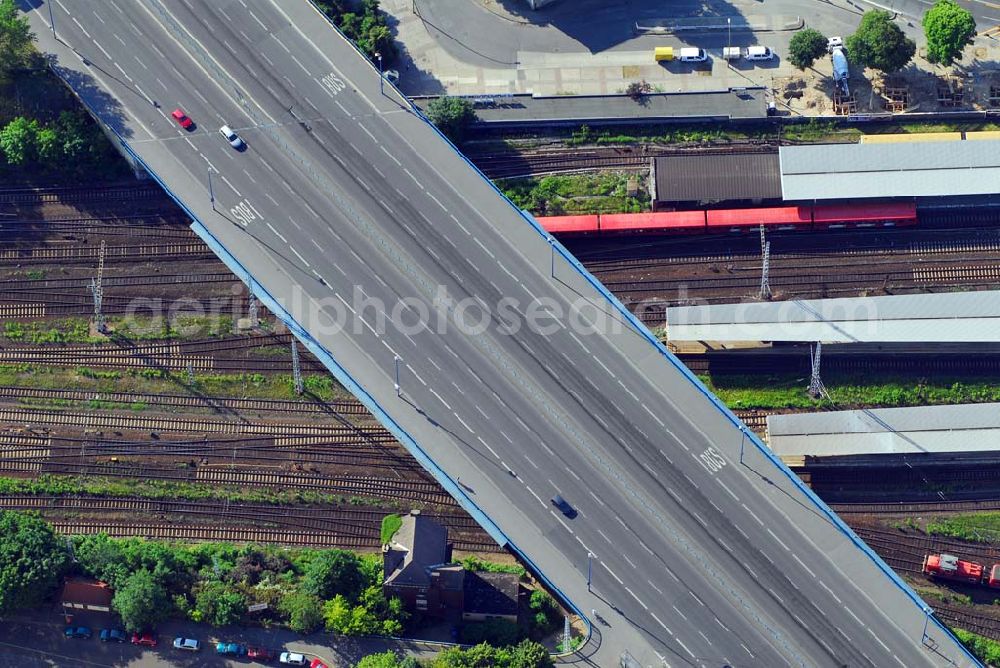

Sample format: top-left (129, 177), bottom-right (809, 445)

top-left (664, 291), bottom-right (1000, 343)
top-left (61, 578), bottom-right (114, 608)
top-left (463, 571), bottom-right (520, 617)
top-left (383, 511), bottom-right (450, 589)
top-left (779, 140), bottom-right (1000, 200)
top-left (653, 152), bottom-right (781, 205)
top-left (768, 403), bottom-right (1000, 457)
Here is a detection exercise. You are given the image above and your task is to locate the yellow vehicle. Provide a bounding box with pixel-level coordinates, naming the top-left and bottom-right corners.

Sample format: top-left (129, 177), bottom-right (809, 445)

top-left (654, 47), bottom-right (673, 62)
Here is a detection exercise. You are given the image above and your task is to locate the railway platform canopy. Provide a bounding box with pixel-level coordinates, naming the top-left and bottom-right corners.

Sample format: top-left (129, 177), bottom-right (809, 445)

top-left (768, 403), bottom-right (1000, 458)
top-left (779, 139), bottom-right (1000, 200)
top-left (665, 290), bottom-right (1000, 343)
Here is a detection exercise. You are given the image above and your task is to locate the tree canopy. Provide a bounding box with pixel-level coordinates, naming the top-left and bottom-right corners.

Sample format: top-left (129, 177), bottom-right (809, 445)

top-left (302, 549), bottom-right (366, 601)
top-left (356, 652), bottom-right (420, 668)
top-left (112, 569), bottom-right (170, 632)
top-left (923, 0), bottom-right (976, 65)
top-left (788, 28), bottom-right (829, 70)
top-left (0, 0), bottom-right (35, 82)
top-left (0, 510), bottom-right (70, 613)
top-left (847, 10), bottom-right (916, 73)
top-left (426, 97), bottom-right (477, 143)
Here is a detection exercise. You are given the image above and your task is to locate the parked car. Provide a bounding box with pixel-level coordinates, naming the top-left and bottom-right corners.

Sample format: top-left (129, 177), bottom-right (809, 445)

top-left (744, 45), bottom-right (774, 61)
top-left (217, 642), bottom-right (247, 655)
top-left (310, 660), bottom-right (329, 668)
top-left (551, 494), bottom-right (577, 518)
top-left (280, 652), bottom-right (307, 665)
top-left (64, 626), bottom-right (92, 639)
top-left (131, 632), bottom-right (157, 646)
top-left (172, 637), bottom-right (200, 651)
top-left (100, 628), bottom-right (127, 643)
top-left (249, 646), bottom-right (276, 661)
top-left (678, 47), bottom-right (708, 62)
top-left (219, 124), bottom-right (245, 150)
top-left (171, 108), bottom-right (194, 130)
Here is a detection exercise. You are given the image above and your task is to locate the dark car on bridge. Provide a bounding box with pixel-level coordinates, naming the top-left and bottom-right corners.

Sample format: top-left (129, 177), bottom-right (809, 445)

top-left (551, 494), bottom-right (577, 518)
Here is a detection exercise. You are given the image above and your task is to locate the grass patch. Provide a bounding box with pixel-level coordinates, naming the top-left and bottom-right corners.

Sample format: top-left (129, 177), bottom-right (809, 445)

top-left (0, 315), bottom-right (236, 344)
top-left (380, 513), bottom-right (402, 544)
top-left (0, 364), bottom-right (351, 403)
top-left (497, 171), bottom-right (649, 215)
top-left (459, 555), bottom-right (526, 577)
top-left (0, 474), bottom-right (404, 509)
top-left (951, 627), bottom-right (1000, 665)
top-left (4, 318), bottom-right (91, 344)
top-left (701, 373), bottom-right (1000, 410)
top-left (912, 585), bottom-right (972, 606)
top-left (925, 513), bottom-right (1000, 544)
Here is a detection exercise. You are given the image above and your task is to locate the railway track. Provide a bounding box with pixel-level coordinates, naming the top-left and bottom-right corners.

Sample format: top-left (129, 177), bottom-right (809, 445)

top-left (0, 385), bottom-right (371, 416)
top-left (0, 185), bottom-right (170, 205)
top-left (0, 407), bottom-right (393, 437)
top-left (0, 494), bottom-right (496, 549)
top-left (934, 602), bottom-right (1000, 641)
top-left (833, 499), bottom-right (1000, 515)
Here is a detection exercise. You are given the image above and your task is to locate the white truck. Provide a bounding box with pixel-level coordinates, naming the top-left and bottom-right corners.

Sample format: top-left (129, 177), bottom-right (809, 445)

top-left (828, 36), bottom-right (849, 95)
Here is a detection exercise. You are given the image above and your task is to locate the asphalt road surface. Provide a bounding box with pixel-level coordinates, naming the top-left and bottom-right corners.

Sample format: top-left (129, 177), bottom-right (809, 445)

top-left (22, 2), bottom-right (980, 667)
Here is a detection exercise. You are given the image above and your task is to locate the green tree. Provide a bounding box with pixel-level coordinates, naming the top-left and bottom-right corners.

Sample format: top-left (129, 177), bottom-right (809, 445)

top-left (302, 549), bottom-right (366, 601)
top-left (36, 126), bottom-right (60, 165)
top-left (73, 533), bottom-right (129, 588)
top-left (323, 594), bottom-right (352, 633)
top-left (0, 0), bottom-right (35, 81)
top-left (193, 580), bottom-right (246, 626)
top-left (112, 569), bottom-right (170, 632)
top-left (0, 511), bottom-right (70, 613)
top-left (0, 116), bottom-right (40, 165)
top-left (426, 97), bottom-right (477, 144)
top-left (847, 10), bottom-right (916, 73)
top-left (507, 640), bottom-right (553, 668)
top-left (788, 28), bottom-right (829, 69)
top-left (52, 112), bottom-right (92, 162)
top-left (355, 652), bottom-right (419, 668)
top-left (528, 590), bottom-right (560, 635)
top-left (923, 0), bottom-right (976, 65)
top-left (280, 590), bottom-right (324, 634)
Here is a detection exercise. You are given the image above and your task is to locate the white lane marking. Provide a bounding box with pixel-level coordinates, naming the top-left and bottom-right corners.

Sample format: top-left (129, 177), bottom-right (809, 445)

top-left (273, 34), bottom-right (291, 52)
top-left (242, 169), bottom-right (258, 184)
top-left (92, 40), bottom-right (112, 60)
top-left (622, 553), bottom-right (637, 569)
top-left (689, 591), bottom-right (705, 606)
top-left (380, 145), bottom-right (402, 165)
top-left (265, 222), bottom-right (287, 243)
top-left (72, 16), bottom-right (92, 38)
top-left (650, 613), bottom-right (672, 635)
top-left (844, 606), bottom-right (863, 625)
top-left (133, 55), bottom-right (149, 70)
top-left (113, 62), bottom-right (132, 82)
top-left (474, 405), bottom-right (490, 421)
top-left (406, 364), bottom-right (427, 386)
top-left (867, 628), bottom-right (890, 653)
top-left (625, 587), bottom-right (648, 610)
top-left (716, 478), bottom-right (740, 502)
top-left (219, 174), bottom-right (242, 197)
top-left (427, 192), bottom-right (448, 212)
top-left (675, 638), bottom-right (695, 658)
top-left (791, 553), bottom-right (809, 572)
top-left (818, 579), bottom-right (843, 604)
top-left (149, 42), bottom-right (166, 59)
top-left (428, 388), bottom-right (452, 410)
top-left (113, 34), bottom-right (127, 48)
top-left (642, 403), bottom-right (665, 426)
top-left (600, 562), bottom-right (624, 585)
top-left (357, 122), bottom-right (378, 142)
top-left (523, 455), bottom-right (539, 469)
top-left (403, 168), bottom-right (423, 189)
top-left (309, 238), bottom-right (323, 252)
top-left (592, 355), bottom-right (615, 378)
top-left (596, 529), bottom-right (612, 545)
top-left (449, 214), bottom-right (471, 235)
top-left (454, 414), bottom-right (474, 434)
top-left (524, 485), bottom-right (546, 508)
top-left (741, 643), bottom-right (754, 657)
top-left (742, 503), bottom-right (764, 526)
top-left (473, 237), bottom-right (496, 259)
top-left (476, 436), bottom-right (499, 459)
top-left (289, 246), bottom-right (310, 267)
top-left (249, 10), bottom-right (268, 30)
top-left (647, 579), bottom-right (664, 595)
top-left (588, 491), bottom-right (605, 507)
top-left (334, 100), bottom-right (350, 116)
top-left (766, 528), bottom-right (790, 552)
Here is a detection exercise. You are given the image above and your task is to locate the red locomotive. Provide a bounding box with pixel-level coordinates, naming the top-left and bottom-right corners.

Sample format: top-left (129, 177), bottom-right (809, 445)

top-left (922, 553), bottom-right (1000, 588)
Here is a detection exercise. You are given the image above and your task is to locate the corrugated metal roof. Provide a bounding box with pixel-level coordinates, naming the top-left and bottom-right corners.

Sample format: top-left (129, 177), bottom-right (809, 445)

top-left (665, 290), bottom-right (1000, 342)
top-left (779, 140), bottom-right (1000, 200)
top-left (860, 132), bottom-right (962, 144)
top-left (654, 152), bottom-right (781, 204)
top-left (767, 403), bottom-right (1000, 457)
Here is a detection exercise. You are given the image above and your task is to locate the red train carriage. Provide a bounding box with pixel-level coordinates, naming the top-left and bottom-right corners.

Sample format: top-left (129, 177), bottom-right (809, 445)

top-left (705, 206), bottom-right (813, 233)
top-left (923, 553), bottom-right (984, 584)
top-left (539, 215), bottom-right (599, 236)
top-left (599, 211), bottom-right (706, 234)
top-left (812, 202), bottom-right (917, 229)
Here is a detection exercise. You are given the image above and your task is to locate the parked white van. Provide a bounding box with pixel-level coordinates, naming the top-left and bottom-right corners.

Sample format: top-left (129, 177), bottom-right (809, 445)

top-left (678, 47), bottom-right (708, 62)
top-left (744, 46), bottom-right (774, 61)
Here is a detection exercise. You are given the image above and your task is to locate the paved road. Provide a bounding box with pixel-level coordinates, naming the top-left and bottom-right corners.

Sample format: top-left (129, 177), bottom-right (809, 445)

top-left (22, 2), bottom-right (980, 667)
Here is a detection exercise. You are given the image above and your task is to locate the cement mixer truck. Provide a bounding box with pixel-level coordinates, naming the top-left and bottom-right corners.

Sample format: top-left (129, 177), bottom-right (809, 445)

top-left (828, 36), bottom-right (849, 95)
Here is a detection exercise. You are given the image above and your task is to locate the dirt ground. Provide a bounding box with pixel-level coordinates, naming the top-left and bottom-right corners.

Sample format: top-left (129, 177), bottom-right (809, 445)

top-left (774, 44), bottom-right (1000, 116)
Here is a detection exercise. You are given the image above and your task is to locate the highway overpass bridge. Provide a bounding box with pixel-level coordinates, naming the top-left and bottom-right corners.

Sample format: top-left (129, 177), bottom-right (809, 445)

top-left (22, 2), bottom-right (980, 666)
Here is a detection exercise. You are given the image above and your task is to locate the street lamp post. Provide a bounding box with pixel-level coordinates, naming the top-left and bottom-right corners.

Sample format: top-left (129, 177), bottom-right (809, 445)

top-left (48, 1), bottom-right (56, 39)
top-left (394, 355), bottom-right (401, 397)
top-left (376, 52), bottom-right (384, 95)
top-left (727, 18), bottom-right (732, 67)
top-left (587, 552), bottom-right (595, 592)
top-left (207, 168), bottom-right (215, 211)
